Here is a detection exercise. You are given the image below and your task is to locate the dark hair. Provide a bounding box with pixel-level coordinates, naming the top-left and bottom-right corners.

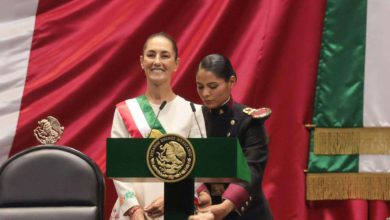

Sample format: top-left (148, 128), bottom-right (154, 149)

top-left (143, 32), bottom-right (178, 60)
top-left (198, 54), bottom-right (236, 81)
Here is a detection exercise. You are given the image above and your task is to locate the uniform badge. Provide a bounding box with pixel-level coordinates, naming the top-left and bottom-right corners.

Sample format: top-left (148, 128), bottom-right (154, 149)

top-left (243, 107), bottom-right (272, 119)
top-left (147, 134), bottom-right (195, 182)
top-left (33, 116), bottom-right (64, 144)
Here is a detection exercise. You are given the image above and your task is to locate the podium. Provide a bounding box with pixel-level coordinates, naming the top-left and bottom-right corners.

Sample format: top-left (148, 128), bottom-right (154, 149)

top-left (106, 137), bottom-right (250, 220)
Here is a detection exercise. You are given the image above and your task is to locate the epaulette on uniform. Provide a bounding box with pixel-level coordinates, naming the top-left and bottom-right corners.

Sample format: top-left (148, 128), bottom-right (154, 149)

top-left (243, 107), bottom-right (272, 120)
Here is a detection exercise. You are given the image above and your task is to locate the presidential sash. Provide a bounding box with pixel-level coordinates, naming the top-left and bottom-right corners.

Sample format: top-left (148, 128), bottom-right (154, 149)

top-left (116, 95), bottom-right (166, 138)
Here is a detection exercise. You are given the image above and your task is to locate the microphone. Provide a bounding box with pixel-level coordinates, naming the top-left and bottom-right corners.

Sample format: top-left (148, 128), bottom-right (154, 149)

top-left (190, 102), bottom-right (204, 138)
top-left (147, 100), bottom-right (167, 138)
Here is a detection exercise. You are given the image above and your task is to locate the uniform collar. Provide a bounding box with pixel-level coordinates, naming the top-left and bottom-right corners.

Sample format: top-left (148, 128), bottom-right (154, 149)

top-left (209, 97), bottom-right (233, 115)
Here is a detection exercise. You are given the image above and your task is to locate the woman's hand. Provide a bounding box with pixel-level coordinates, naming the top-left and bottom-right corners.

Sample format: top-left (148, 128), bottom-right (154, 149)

top-left (127, 206), bottom-right (145, 220)
top-left (188, 212), bottom-right (215, 220)
top-left (130, 208), bottom-right (145, 220)
top-left (197, 199), bottom-right (235, 220)
top-left (144, 196), bottom-right (164, 218)
top-left (197, 191), bottom-right (212, 209)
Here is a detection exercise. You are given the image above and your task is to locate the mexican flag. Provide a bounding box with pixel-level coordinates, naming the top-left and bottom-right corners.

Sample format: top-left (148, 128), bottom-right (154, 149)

top-left (307, 0), bottom-right (390, 200)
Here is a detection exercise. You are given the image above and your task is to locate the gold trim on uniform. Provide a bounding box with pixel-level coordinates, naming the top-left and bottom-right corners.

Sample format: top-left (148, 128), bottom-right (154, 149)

top-left (243, 107), bottom-right (272, 119)
top-left (243, 108), bottom-right (256, 116)
top-left (146, 134), bottom-right (196, 183)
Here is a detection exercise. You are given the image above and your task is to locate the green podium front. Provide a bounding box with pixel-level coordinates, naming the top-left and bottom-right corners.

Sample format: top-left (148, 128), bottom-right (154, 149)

top-left (106, 138), bottom-right (250, 220)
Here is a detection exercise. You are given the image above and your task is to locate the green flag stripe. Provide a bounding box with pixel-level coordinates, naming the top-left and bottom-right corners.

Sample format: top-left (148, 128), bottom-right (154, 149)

top-left (136, 95), bottom-right (166, 134)
top-left (314, 0), bottom-right (366, 127)
top-left (309, 0), bottom-right (367, 172)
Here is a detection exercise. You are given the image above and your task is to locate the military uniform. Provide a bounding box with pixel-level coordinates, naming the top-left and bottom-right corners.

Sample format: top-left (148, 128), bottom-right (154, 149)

top-left (200, 99), bottom-right (273, 220)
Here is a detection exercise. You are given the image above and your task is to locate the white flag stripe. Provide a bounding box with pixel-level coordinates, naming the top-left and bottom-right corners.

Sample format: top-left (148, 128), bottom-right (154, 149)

top-left (360, 0), bottom-right (390, 172)
top-left (0, 0), bottom-right (39, 165)
top-left (363, 0), bottom-right (390, 127)
top-left (359, 155), bottom-right (390, 173)
top-left (125, 99), bottom-right (151, 138)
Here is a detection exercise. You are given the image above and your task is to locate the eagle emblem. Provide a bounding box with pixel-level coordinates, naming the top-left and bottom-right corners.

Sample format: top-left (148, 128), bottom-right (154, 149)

top-left (147, 134), bottom-right (195, 182)
top-left (33, 116), bottom-right (64, 144)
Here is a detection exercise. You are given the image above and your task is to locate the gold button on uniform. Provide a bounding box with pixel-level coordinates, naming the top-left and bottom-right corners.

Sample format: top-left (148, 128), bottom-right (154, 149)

top-left (227, 132), bottom-right (231, 137)
top-left (230, 119), bottom-right (235, 125)
top-left (241, 207), bottom-right (245, 212)
top-left (246, 201), bottom-right (249, 206)
top-left (249, 196), bottom-right (252, 201)
top-left (219, 109), bottom-right (224, 115)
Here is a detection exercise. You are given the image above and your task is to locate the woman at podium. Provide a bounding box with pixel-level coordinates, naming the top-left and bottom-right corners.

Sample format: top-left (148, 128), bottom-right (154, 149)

top-left (110, 32), bottom-right (205, 220)
top-left (194, 54), bottom-right (273, 220)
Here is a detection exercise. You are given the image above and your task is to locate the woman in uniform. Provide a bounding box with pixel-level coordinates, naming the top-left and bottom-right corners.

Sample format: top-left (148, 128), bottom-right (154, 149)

top-left (194, 54), bottom-right (273, 220)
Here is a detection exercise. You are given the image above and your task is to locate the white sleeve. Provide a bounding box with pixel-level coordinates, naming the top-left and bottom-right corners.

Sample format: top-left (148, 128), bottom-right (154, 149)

top-left (189, 103), bottom-right (207, 138)
top-left (113, 180), bottom-right (142, 215)
top-left (111, 108), bottom-right (143, 215)
top-left (111, 109), bottom-right (130, 138)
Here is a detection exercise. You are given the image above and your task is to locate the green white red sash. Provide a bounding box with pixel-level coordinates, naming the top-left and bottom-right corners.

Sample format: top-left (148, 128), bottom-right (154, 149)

top-left (116, 95), bottom-right (166, 138)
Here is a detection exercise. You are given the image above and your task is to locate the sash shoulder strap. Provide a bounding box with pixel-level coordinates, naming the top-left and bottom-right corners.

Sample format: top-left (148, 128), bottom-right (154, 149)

top-left (116, 95), bottom-right (166, 138)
